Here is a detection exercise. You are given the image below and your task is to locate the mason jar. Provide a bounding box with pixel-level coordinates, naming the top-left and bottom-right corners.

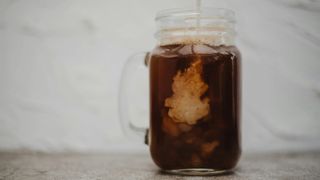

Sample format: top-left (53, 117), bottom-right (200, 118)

top-left (120, 7), bottom-right (241, 176)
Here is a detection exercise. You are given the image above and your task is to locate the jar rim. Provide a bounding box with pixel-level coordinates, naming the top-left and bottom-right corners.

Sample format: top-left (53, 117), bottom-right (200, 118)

top-left (155, 7), bottom-right (236, 22)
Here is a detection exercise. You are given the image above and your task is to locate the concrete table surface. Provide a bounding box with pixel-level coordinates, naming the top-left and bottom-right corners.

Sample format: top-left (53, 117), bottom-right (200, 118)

top-left (0, 151), bottom-right (319, 180)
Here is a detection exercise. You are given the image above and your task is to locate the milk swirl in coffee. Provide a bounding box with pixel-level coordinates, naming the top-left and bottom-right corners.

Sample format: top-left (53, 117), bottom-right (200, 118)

top-left (149, 43), bottom-right (241, 170)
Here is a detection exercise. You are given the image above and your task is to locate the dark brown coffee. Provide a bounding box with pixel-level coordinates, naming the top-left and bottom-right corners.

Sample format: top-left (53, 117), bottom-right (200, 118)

top-left (149, 43), bottom-right (241, 170)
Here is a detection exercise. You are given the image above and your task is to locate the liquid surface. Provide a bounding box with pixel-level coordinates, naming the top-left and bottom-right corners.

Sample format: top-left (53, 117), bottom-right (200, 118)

top-left (149, 44), bottom-right (241, 170)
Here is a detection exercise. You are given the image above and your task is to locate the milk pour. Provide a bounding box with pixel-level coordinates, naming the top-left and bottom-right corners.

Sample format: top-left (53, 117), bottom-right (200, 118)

top-left (196, 0), bottom-right (201, 36)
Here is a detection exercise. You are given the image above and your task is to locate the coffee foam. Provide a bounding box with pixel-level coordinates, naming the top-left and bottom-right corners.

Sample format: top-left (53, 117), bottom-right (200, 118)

top-left (159, 35), bottom-right (227, 46)
top-left (157, 27), bottom-right (234, 46)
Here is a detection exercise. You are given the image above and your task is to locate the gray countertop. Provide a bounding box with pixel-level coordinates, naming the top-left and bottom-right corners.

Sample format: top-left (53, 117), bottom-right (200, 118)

top-left (0, 151), bottom-right (319, 180)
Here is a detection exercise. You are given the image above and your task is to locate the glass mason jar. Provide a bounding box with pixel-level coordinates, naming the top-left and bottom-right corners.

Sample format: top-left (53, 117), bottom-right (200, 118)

top-left (120, 8), bottom-right (241, 176)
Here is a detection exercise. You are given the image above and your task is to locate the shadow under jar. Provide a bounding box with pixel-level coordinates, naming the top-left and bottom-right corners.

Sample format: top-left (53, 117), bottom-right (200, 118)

top-left (149, 8), bottom-right (241, 175)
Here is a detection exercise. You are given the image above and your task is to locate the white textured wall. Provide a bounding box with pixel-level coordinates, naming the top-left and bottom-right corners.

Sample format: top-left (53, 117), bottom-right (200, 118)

top-left (0, 0), bottom-right (319, 152)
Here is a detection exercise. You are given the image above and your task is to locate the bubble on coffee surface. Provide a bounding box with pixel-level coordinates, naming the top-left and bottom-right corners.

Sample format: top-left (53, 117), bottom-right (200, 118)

top-left (165, 58), bottom-right (210, 125)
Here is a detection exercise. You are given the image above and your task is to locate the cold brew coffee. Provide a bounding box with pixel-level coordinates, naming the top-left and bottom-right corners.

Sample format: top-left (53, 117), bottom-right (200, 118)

top-left (149, 43), bottom-right (241, 170)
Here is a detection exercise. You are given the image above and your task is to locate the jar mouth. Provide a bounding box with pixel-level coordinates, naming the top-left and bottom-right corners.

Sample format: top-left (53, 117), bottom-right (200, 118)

top-left (155, 7), bottom-right (235, 23)
top-left (155, 8), bottom-right (236, 46)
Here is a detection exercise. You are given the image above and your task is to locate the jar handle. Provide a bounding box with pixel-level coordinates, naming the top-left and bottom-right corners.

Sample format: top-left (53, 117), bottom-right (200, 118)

top-left (119, 52), bottom-right (150, 144)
